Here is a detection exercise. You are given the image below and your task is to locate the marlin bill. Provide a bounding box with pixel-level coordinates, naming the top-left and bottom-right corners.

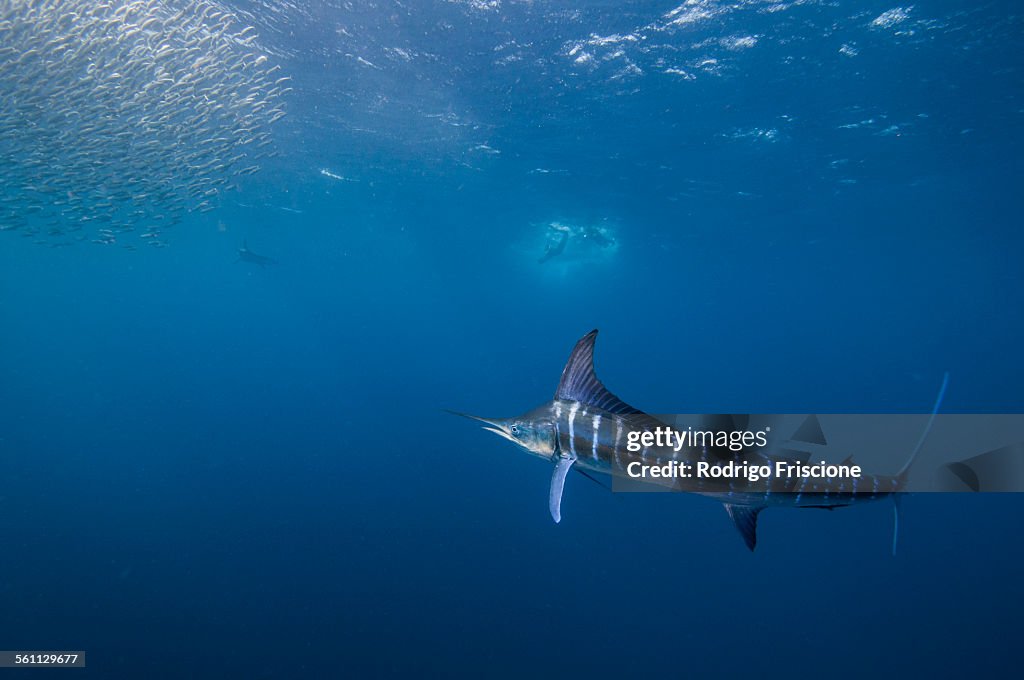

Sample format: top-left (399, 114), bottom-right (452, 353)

top-left (450, 330), bottom-right (947, 551)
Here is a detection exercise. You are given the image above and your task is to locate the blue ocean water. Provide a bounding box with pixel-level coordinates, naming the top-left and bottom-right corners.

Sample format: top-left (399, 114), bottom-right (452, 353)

top-left (2, 0), bottom-right (1023, 676)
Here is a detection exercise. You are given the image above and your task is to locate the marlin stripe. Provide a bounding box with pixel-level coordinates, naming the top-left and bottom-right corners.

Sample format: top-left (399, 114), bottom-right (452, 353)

top-left (614, 419), bottom-right (623, 466)
top-left (568, 402), bottom-right (578, 457)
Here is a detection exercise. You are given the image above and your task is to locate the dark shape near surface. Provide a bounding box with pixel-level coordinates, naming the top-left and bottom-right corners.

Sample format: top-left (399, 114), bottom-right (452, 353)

top-left (580, 224), bottom-right (613, 248)
top-left (538, 227), bottom-right (569, 264)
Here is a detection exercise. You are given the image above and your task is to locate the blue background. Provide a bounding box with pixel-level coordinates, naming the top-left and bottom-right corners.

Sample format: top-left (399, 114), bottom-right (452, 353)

top-left (1, 1), bottom-right (1022, 676)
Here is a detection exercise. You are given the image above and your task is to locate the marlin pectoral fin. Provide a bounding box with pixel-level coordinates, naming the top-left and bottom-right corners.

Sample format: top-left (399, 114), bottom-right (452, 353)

top-left (549, 453), bottom-right (577, 524)
top-left (724, 504), bottom-right (763, 551)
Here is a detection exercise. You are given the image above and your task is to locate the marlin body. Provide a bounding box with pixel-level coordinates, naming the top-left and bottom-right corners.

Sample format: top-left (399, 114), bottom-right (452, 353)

top-left (237, 240), bottom-right (276, 266)
top-left (453, 330), bottom-right (944, 551)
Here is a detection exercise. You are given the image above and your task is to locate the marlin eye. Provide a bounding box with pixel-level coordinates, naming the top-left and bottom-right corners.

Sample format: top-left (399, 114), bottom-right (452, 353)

top-left (510, 425), bottom-right (520, 435)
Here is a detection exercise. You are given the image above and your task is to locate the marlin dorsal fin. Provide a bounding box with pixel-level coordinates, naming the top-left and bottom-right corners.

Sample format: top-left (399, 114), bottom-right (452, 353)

top-left (555, 330), bottom-right (642, 414)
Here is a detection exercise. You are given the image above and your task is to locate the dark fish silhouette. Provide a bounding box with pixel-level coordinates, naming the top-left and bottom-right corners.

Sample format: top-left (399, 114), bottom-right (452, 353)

top-left (237, 240), bottom-right (276, 267)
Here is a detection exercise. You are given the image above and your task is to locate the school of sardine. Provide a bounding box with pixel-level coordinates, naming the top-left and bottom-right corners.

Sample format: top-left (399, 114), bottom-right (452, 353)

top-left (0, 0), bottom-right (288, 248)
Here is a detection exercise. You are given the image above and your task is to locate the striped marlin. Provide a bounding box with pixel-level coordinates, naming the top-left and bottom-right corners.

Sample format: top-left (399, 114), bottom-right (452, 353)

top-left (451, 330), bottom-right (947, 551)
